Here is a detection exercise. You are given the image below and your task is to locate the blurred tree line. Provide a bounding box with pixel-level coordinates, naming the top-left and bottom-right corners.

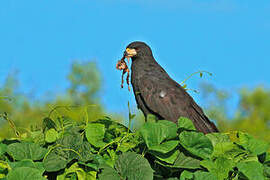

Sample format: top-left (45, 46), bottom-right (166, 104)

top-left (0, 62), bottom-right (269, 141)
top-left (0, 61), bottom-right (107, 139)
top-left (201, 83), bottom-right (270, 142)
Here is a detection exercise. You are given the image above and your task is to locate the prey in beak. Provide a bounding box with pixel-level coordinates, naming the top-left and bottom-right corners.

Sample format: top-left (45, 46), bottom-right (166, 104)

top-left (124, 48), bottom-right (137, 63)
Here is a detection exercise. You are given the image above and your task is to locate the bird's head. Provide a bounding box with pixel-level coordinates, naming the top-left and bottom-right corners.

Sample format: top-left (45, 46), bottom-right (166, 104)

top-left (124, 41), bottom-right (153, 61)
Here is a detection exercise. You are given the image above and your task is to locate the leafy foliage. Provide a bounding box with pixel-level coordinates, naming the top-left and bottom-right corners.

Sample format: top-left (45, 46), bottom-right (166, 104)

top-left (0, 113), bottom-right (268, 180)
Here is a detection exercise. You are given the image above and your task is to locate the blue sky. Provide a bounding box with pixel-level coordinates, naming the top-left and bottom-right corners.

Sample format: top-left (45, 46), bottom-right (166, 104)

top-left (0, 0), bottom-right (270, 115)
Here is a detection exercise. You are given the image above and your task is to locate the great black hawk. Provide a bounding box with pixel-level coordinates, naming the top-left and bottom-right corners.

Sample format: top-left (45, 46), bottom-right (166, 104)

top-left (123, 41), bottom-right (218, 134)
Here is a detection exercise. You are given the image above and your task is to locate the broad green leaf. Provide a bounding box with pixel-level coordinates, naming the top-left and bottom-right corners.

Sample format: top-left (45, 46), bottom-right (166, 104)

top-left (179, 131), bottom-right (213, 159)
top-left (153, 149), bottom-right (179, 164)
top-left (45, 129), bottom-right (58, 143)
top-left (34, 162), bottom-right (45, 174)
top-left (200, 157), bottom-right (234, 180)
top-left (149, 140), bottom-right (179, 153)
top-left (79, 154), bottom-right (107, 171)
top-left (178, 117), bottom-right (196, 131)
top-left (58, 127), bottom-right (82, 149)
top-left (140, 122), bottom-right (165, 147)
top-left (206, 133), bottom-right (230, 147)
top-left (117, 133), bottom-right (140, 153)
top-left (62, 162), bottom-right (91, 180)
top-left (117, 142), bottom-right (137, 153)
top-left (211, 141), bottom-right (245, 159)
top-left (140, 121), bottom-right (177, 149)
top-left (7, 142), bottom-right (47, 161)
top-left (86, 171), bottom-right (97, 180)
top-left (193, 171), bottom-right (216, 180)
top-left (43, 152), bottom-right (68, 172)
top-left (237, 161), bottom-right (264, 180)
top-left (180, 170), bottom-right (194, 180)
top-left (77, 141), bottom-right (95, 162)
top-left (30, 131), bottom-right (45, 146)
top-left (238, 132), bottom-right (269, 155)
top-left (42, 117), bottom-right (57, 131)
top-left (9, 160), bottom-right (45, 174)
top-left (0, 143), bottom-right (7, 156)
top-left (85, 123), bottom-right (107, 148)
top-left (7, 167), bottom-right (46, 180)
top-left (157, 120), bottom-right (178, 140)
top-left (0, 161), bottom-right (10, 170)
top-left (264, 152), bottom-right (270, 165)
top-left (146, 114), bottom-right (157, 123)
top-left (99, 164), bottom-right (121, 180)
top-left (206, 133), bottom-right (238, 159)
top-left (264, 164), bottom-right (270, 178)
top-left (172, 152), bottom-right (201, 169)
top-left (115, 152), bottom-right (153, 180)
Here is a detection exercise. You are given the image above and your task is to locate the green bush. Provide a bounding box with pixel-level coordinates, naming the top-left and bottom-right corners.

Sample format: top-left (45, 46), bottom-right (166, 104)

top-left (0, 114), bottom-right (269, 180)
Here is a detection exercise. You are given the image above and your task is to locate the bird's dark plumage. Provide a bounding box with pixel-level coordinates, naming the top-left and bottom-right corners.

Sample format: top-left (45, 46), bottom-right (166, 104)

top-left (125, 41), bottom-right (218, 134)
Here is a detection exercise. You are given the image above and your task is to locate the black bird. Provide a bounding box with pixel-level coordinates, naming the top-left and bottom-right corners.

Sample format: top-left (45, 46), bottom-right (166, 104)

top-left (123, 41), bottom-right (218, 134)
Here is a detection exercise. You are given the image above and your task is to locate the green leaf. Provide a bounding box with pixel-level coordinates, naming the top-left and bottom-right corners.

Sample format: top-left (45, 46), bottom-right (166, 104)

top-left (200, 157), bottom-right (234, 180)
top-left (7, 142), bottom-right (47, 161)
top-left (237, 161), bottom-right (265, 180)
top-left (183, 84), bottom-right (187, 89)
top-left (99, 164), bottom-right (121, 180)
top-left (0, 143), bottom-right (7, 156)
top-left (206, 133), bottom-right (230, 147)
top-left (193, 171), bottom-right (216, 180)
top-left (117, 142), bottom-right (137, 153)
top-left (7, 167), bottom-right (46, 180)
top-left (157, 120), bottom-right (178, 140)
top-left (149, 140), bottom-right (179, 154)
top-left (77, 141), bottom-right (95, 162)
top-left (180, 170), bottom-right (194, 180)
top-left (264, 152), bottom-right (270, 165)
top-left (30, 131), bottom-right (45, 146)
top-left (61, 162), bottom-right (93, 180)
top-left (140, 121), bottom-right (177, 149)
top-left (9, 160), bottom-right (45, 174)
top-left (264, 164), bottom-right (270, 178)
top-left (146, 114), bottom-right (157, 123)
top-left (85, 123), bottom-right (107, 148)
top-left (179, 131), bottom-right (213, 159)
top-left (45, 129), bottom-right (58, 143)
top-left (238, 132), bottom-right (269, 155)
top-left (211, 141), bottom-right (244, 159)
top-left (153, 149), bottom-right (180, 164)
top-left (43, 152), bottom-right (68, 172)
top-left (42, 117), bottom-right (57, 131)
top-left (172, 152), bottom-right (201, 169)
top-left (178, 117), bottom-right (196, 131)
top-left (115, 152), bottom-right (153, 180)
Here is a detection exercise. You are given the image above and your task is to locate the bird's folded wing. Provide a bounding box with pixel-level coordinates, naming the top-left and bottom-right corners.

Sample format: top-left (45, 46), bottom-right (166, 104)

top-left (137, 75), bottom-right (190, 122)
top-left (137, 75), bottom-right (219, 133)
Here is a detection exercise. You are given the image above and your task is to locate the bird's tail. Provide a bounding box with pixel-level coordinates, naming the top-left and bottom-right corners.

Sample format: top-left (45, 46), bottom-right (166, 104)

top-left (190, 106), bottom-right (219, 134)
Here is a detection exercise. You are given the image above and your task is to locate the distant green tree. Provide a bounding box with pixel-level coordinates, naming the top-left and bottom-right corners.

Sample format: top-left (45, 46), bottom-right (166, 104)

top-left (201, 83), bottom-right (270, 141)
top-left (67, 61), bottom-right (101, 104)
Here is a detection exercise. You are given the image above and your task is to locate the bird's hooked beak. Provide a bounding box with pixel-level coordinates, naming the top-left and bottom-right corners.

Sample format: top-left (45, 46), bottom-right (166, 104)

top-left (124, 48), bottom-right (137, 63)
